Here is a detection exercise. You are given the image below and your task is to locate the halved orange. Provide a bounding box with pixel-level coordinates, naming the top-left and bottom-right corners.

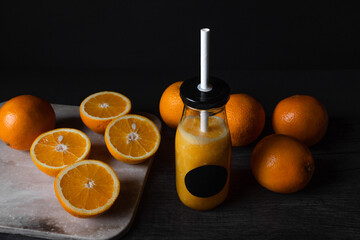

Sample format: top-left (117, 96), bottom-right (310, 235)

top-left (80, 91), bottom-right (131, 134)
top-left (30, 128), bottom-right (91, 177)
top-left (105, 114), bottom-right (161, 164)
top-left (54, 160), bottom-right (120, 218)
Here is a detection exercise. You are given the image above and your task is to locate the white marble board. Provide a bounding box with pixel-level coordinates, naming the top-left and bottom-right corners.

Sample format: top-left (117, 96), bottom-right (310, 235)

top-left (0, 103), bottom-right (162, 240)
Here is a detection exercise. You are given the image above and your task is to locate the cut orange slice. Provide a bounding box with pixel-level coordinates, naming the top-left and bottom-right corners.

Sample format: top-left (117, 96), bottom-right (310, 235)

top-left (54, 160), bottom-right (120, 218)
top-left (80, 91), bottom-right (131, 134)
top-left (30, 128), bottom-right (91, 177)
top-left (105, 114), bottom-right (161, 164)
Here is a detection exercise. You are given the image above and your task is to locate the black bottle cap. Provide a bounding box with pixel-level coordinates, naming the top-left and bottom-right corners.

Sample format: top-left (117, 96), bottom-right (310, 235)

top-left (180, 76), bottom-right (230, 110)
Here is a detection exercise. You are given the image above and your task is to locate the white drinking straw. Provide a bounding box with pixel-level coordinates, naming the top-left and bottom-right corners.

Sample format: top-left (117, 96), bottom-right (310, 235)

top-left (198, 28), bottom-right (212, 92)
top-left (198, 28), bottom-right (212, 132)
top-left (200, 110), bottom-right (209, 133)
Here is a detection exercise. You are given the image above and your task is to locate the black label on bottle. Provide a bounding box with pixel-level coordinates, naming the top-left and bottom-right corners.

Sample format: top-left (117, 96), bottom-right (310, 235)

top-left (184, 165), bottom-right (228, 198)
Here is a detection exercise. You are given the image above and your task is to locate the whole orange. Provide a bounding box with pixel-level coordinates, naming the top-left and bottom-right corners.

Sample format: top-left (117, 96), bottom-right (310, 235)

top-left (159, 81), bottom-right (184, 129)
top-left (0, 95), bottom-right (56, 150)
top-left (251, 134), bottom-right (314, 194)
top-left (225, 93), bottom-right (265, 146)
top-left (272, 95), bottom-right (328, 146)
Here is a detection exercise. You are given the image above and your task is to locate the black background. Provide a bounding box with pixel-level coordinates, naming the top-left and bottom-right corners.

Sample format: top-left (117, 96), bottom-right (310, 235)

top-left (1, 1), bottom-right (360, 239)
top-left (2, 1), bottom-right (360, 70)
top-left (1, 1), bottom-right (360, 116)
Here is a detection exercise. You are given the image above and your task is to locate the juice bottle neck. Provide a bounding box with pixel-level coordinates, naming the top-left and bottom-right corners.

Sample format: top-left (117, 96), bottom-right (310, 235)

top-left (181, 105), bottom-right (227, 122)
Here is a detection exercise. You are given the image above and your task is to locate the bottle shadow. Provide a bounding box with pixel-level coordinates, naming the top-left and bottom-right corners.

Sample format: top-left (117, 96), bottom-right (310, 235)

top-left (226, 167), bottom-right (257, 205)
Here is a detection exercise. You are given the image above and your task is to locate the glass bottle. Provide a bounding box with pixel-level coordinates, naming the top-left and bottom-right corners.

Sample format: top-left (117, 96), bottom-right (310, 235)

top-left (175, 76), bottom-right (231, 210)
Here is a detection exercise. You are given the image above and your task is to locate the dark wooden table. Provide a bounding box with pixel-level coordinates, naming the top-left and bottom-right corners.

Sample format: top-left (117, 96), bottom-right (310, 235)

top-left (1, 69), bottom-right (360, 239)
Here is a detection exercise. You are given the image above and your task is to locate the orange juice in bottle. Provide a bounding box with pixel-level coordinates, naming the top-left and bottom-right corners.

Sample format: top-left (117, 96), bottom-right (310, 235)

top-left (175, 76), bottom-right (231, 210)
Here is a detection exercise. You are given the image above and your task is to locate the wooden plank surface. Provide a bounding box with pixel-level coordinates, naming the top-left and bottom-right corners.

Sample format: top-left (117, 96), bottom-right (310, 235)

top-left (1, 113), bottom-right (360, 239)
